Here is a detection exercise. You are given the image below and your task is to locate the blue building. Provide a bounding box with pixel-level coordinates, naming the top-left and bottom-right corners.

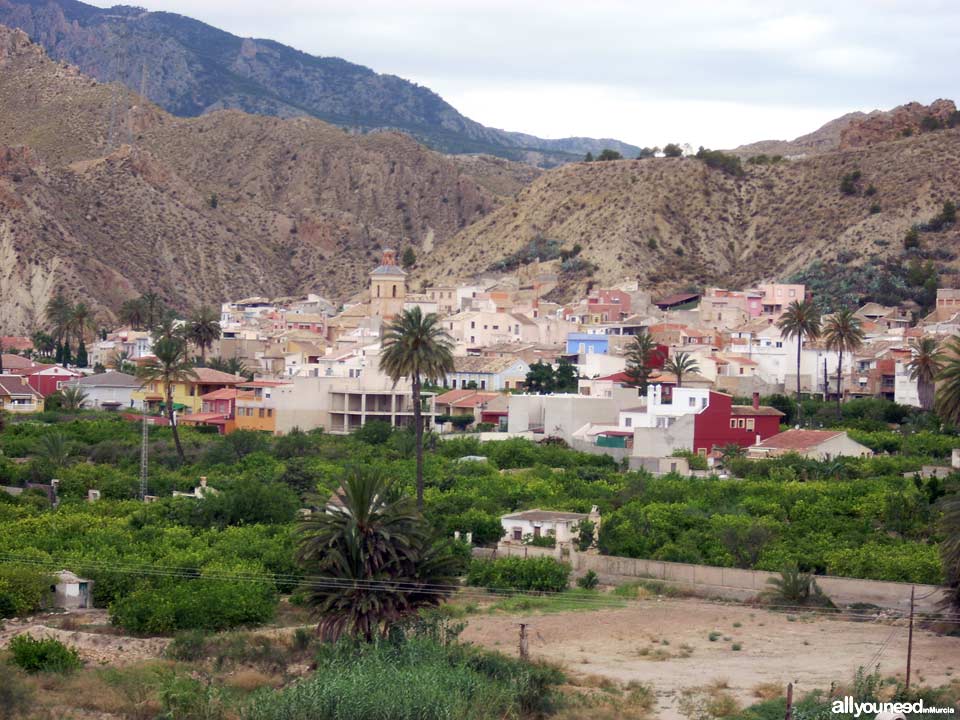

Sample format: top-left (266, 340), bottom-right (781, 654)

top-left (565, 332), bottom-right (609, 355)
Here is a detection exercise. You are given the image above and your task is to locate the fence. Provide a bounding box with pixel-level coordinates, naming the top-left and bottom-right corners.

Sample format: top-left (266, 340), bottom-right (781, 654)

top-left (476, 544), bottom-right (948, 614)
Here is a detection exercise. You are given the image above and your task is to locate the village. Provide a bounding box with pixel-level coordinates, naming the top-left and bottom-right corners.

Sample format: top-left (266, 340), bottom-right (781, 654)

top-left (2, 248), bottom-right (955, 470)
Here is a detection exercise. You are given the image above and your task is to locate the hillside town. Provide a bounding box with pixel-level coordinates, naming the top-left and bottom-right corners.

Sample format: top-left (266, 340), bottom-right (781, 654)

top-left (3, 247), bottom-right (957, 469)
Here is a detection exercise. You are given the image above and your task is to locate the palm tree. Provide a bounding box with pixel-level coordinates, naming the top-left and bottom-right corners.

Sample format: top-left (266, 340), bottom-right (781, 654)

top-left (624, 330), bottom-right (664, 393)
top-left (70, 303), bottom-right (95, 348)
top-left (379, 307), bottom-right (454, 511)
top-left (907, 337), bottom-right (943, 412)
top-left (36, 432), bottom-right (72, 469)
top-left (777, 298), bottom-right (821, 426)
top-left (31, 331), bottom-right (55, 358)
top-left (934, 336), bottom-right (960, 427)
top-left (941, 492), bottom-right (960, 611)
top-left (186, 305), bottom-right (221, 364)
top-left (118, 297), bottom-right (146, 330)
top-left (110, 350), bottom-right (136, 374)
top-left (138, 336), bottom-right (196, 463)
top-left (140, 292), bottom-right (165, 330)
top-left (662, 351), bottom-right (700, 388)
top-left (59, 386), bottom-right (88, 411)
top-left (295, 469), bottom-right (458, 641)
top-left (822, 309), bottom-right (865, 417)
top-left (45, 292), bottom-right (72, 362)
top-left (207, 356), bottom-right (250, 379)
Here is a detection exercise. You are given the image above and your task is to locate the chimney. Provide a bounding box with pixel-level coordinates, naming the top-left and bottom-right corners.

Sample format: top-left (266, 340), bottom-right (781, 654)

top-left (752, 391), bottom-right (760, 410)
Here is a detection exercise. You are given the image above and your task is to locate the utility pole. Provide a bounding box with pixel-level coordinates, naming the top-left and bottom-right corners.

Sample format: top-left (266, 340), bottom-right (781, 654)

top-left (784, 682), bottom-right (793, 720)
top-left (518, 623), bottom-right (529, 661)
top-left (906, 586), bottom-right (915, 690)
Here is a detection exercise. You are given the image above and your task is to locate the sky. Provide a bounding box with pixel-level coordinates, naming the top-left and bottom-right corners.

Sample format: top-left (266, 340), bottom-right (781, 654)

top-left (86, 0), bottom-right (959, 148)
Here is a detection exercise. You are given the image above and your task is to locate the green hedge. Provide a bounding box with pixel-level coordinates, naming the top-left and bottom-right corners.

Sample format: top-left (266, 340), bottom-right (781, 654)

top-left (466, 556), bottom-right (571, 593)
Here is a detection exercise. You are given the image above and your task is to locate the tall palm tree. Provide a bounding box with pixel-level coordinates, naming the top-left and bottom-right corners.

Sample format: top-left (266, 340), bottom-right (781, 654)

top-left (934, 335), bottom-right (960, 427)
top-left (907, 336), bottom-right (943, 412)
top-left (186, 305), bottom-right (221, 364)
top-left (207, 356), bottom-right (250, 379)
top-left (379, 307), bottom-right (454, 510)
top-left (45, 292), bottom-right (72, 362)
top-left (138, 336), bottom-right (196, 463)
top-left (777, 298), bottom-right (821, 426)
top-left (822, 309), bottom-right (865, 417)
top-left (70, 303), bottom-right (95, 348)
top-left (139, 292), bottom-right (166, 330)
top-left (624, 330), bottom-right (664, 393)
top-left (662, 351), bottom-right (700, 388)
top-left (110, 350), bottom-right (136, 374)
top-left (118, 298), bottom-right (146, 330)
top-left (31, 331), bottom-right (55, 358)
top-left (295, 469), bottom-right (458, 641)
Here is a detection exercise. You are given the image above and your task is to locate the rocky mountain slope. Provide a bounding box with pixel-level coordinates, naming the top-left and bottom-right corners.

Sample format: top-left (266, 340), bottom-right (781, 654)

top-left (0, 26), bottom-right (516, 333)
top-left (0, 0), bottom-right (638, 166)
top-left (425, 121), bottom-right (960, 299)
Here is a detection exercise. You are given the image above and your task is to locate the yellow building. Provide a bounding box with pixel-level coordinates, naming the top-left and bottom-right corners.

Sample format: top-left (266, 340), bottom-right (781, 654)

top-left (234, 380), bottom-right (290, 433)
top-left (133, 368), bottom-right (246, 415)
top-left (369, 248), bottom-right (407, 321)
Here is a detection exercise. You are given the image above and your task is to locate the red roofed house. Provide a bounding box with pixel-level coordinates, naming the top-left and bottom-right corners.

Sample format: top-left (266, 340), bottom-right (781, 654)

top-left (748, 429), bottom-right (873, 461)
top-left (0, 375), bottom-right (43, 413)
top-left (179, 387), bottom-right (253, 434)
top-left (5, 359), bottom-right (84, 397)
top-left (692, 391), bottom-right (784, 455)
top-left (434, 389), bottom-right (502, 430)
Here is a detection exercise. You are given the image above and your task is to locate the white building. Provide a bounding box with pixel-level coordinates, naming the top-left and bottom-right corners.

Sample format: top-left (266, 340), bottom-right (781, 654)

top-left (500, 507), bottom-right (600, 544)
top-left (65, 371), bottom-right (140, 410)
top-left (748, 429), bottom-right (873, 461)
top-left (894, 360), bottom-right (921, 408)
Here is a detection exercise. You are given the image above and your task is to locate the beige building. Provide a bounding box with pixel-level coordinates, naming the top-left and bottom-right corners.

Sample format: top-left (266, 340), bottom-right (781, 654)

top-left (369, 248), bottom-right (407, 321)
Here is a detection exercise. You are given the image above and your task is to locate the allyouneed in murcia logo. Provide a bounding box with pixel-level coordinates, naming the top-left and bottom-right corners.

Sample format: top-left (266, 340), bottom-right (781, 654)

top-left (831, 698), bottom-right (956, 717)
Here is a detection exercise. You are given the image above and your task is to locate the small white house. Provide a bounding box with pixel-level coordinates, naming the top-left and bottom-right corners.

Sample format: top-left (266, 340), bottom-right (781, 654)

top-left (66, 371), bottom-right (140, 410)
top-left (500, 507), bottom-right (600, 544)
top-left (747, 429), bottom-right (873, 461)
top-left (52, 570), bottom-right (93, 610)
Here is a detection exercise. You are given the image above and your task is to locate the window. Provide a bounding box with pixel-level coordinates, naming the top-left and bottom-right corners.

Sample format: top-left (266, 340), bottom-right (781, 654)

top-left (392, 285), bottom-right (397, 297)
top-left (746, 418), bottom-right (755, 431)
top-left (625, 417), bottom-right (632, 427)
top-left (376, 286), bottom-right (380, 297)
top-left (729, 419), bottom-right (737, 429)
top-left (451, 379), bottom-right (457, 388)
top-left (739, 368), bottom-right (744, 375)
top-left (775, 341), bottom-right (783, 348)
top-left (480, 380), bottom-right (487, 390)
top-left (698, 448), bottom-right (707, 457)
top-left (267, 409), bottom-right (273, 418)
top-left (737, 418), bottom-right (745, 428)
top-left (470, 321), bottom-right (475, 329)
top-left (513, 527), bottom-right (522, 541)
top-left (258, 408), bottom-right (265, 418)
top-left (789, 289), bottom-right (796, 297)
top-left (689, 397), bottom-right (696, 407)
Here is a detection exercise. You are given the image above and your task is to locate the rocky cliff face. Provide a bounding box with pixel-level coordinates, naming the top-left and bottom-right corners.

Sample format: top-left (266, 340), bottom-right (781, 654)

top-left (0, 0), bottom-right (638, 166)
top-left (839, 99), bottom-right (958, 149)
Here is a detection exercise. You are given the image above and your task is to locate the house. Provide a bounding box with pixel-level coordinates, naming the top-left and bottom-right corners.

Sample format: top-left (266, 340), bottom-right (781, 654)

top-left (132, 367), bottom-right (246, 414)
top-left (0, 375), bottom-right (43, 413)
top-left (756, 283), bottom-right (805, 319)
top-left (179, 387), bottom-right (248, 434)
top-left (445, 356), bottom-right (530, 391)
top-left (654, 292), bottom-right (700, 311)
top-left (65, 371), bottom-right (140, 410)
top-left (747, 429), bottom-right (873, 460)
top-left (434, 389), bottom-right (501, 429)
top-left (565, 332), bottom-right (609, 356)
top-left (5, 361), bottom-right (83, 397)
top-left (234, 380), bottom-right (292, 433)
top-left (500, 507), bottom-right (600, 544)
top-left (51, 570), bottom-right (93, 610)
top-left (508, 393), bottom-right (618, 442)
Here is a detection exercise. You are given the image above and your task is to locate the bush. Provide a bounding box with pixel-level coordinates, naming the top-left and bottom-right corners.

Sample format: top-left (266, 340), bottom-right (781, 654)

top-left (695, 147), bottom-right (744, 177)
top-left (466, 557), bottom-right (571, 593)
top-left (0, 566), bottom-right (51, 617)
top-left (576, 570), bottom-right (599, 590)
top-left (8, 634), bottom-right (82, 674)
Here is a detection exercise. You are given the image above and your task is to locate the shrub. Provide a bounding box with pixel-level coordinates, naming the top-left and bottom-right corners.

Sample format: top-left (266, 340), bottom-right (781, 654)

top-left (0, 566), bottom-right (51, 617)
top-left (8, 634), bottom-right (82, 674)
top-left (166, 629), bottom-right (210, 661)
top-left (695, 147), bottom-right (744, 177)
top-left (466, 557), bottom-right (571, 593)
top-left (576, 570), bottom-right (599, 590)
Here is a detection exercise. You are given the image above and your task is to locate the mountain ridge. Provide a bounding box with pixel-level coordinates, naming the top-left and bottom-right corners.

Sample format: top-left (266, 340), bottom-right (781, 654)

top-left (0, 0), bottom-right (639, 166)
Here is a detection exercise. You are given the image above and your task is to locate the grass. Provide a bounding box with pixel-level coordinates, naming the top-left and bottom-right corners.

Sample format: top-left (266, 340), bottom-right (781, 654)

top-left (611, 579), bottom-right (693, 599)
top-left (487, 589), bottom-right (627, 614)
top-left (708, 631), bottom-right (721, 642)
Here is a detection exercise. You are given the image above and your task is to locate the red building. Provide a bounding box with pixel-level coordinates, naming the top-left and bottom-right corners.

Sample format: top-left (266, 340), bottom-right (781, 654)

top-left (586, 289), bottom-right (632, 322)
top-left (6, 361), bottom-right (84, 397)
top-left (692, 391), bottom-right (784, 455)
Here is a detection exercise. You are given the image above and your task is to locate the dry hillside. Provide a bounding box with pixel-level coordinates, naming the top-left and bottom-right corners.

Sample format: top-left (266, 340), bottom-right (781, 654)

top-left (0, 26), bottom-right (528, 332)
top-left (425, 128), bottom-right (960, 298)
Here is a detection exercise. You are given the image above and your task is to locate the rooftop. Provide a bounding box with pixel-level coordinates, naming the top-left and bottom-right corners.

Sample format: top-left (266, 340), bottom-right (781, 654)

top-left (501, 509), bottom-right (589, 523)
top-left (72, 371), bottom-right (140, 388)
top-left (755, 429), bottom-right (844, 450)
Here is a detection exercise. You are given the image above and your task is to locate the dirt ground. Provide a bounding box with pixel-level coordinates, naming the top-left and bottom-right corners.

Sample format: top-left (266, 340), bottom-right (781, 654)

top-left (461, 597), bottom-right (960, 719)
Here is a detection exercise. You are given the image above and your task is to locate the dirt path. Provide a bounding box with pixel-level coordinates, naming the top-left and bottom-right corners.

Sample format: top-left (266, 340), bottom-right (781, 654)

top-left (461, 598), bottom-right (960, 718)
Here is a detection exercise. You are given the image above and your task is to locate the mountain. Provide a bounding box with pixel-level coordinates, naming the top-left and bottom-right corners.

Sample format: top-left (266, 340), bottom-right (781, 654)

top-left (0, 0), bottom-right (639, 166)
top-left (424, 116), bottom-right (960, 300)
top-left (0, 26), bottom-right (519, 333)
top-left (731, 100), bottom-right (959, 158)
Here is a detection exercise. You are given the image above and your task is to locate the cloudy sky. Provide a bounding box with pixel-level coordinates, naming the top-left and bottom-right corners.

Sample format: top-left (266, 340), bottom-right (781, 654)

top-left (88, 0), bottom-right (959, 148)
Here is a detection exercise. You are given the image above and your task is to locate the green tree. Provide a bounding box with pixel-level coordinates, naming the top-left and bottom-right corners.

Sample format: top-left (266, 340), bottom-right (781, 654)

top-left (380, 307), bottom-right (454, 511)
top-left (777, 298), bottom-right (821, 426)
top-left (295, 469), bottom-right (458, 641)
top-left (524, 360), bottom-right (556, 394)
top-left (822, 309), bottom-right (864, 417)
top-left (554, 357), bottom-right (579, 393)
top-left (35, 432), bottom-right (73, 468)
top-left (935, 335), bottom-right (960, 428)
top-left (185, 305), bottom-right (221, 364)
top-left (75, 339), bottom-right (88, 368)
top-left (401, 246), bottom-right (417, 269)
top-left (45, 292), bottom-right (72, 363)
top-left (140, 292), bottom-right (166, 330)
top-left (636, 147), bottom-right (658, 159)
top-left (31, 331), bottom-right (55, 358)
top-left (58, 386), bottom-right (88, 411)
top-left (207, 356), bottom-right (250, 379)
top-left (907, 337), bottom-right (943, 412)
top-left (597, 149), bottom-right (622, 161)
top-left (662, 351), bottom-right (700, 388)
top-left (662, 143), bottom-right (683, 157)
top-left (583, 151), bottom-right (594, 162)
top-left (138, 336), bottom-right (197, 463)
top-left (624, 331), bottom-right (663, 393)
top-left (69, 303), bottom-right (95, 351)
top-left (118, 297), bottom-right (146, 330)
top-left (109, 350), bottom-right (136, 374)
